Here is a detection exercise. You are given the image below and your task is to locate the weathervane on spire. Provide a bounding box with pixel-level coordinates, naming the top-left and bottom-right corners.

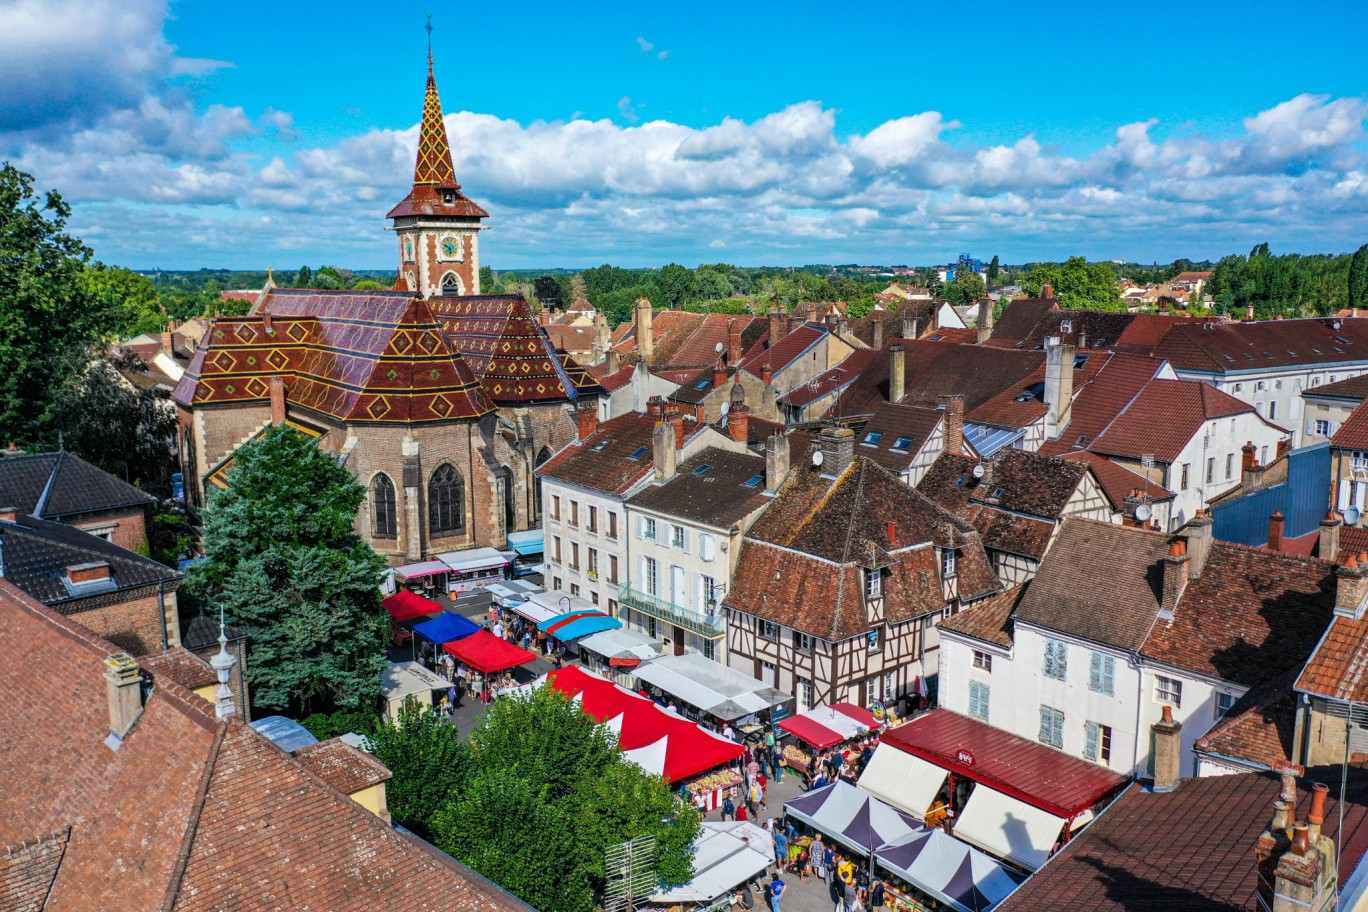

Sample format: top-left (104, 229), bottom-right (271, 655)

top-left (426, 14), bottom-right (433, 66)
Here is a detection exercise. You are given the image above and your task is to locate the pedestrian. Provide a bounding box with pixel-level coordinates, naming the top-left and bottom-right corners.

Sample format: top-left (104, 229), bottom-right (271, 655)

top-left (749, 778), bottom-right (764, 815)
top-left (769, 875), bottom-right (786, 912)
top-left (737, 802), bottom-right (749, 822)
top-left (721, 795), bottom-right (736, 822)
top-left (747, 756), bottom-right (761, 781)
top-left (739, 881), bottom-right (755, 911)
top-left (837, 857), bottom-right (854, 886)
top-left (774, 829), bottom-right (788, 866)
top-left (722, 722), bottom-right (735, 741)
top-left (493, 619), bottom-right (505, 640)
top-left (440, 651), bottom-right (454, 680)
top-left (829, 870), bottom-right (844, 912)
top-left (824, 845), bottom-right (837, 883)
top-left (843, 878), bottom-right (861, 912)
top-left (869, 880), bottom-right (885, 910)
top-left (764, 817), bottom-right (776, 834)
top-left (810, 835), bottom-right (826, 880)
top-left (446, 685), bottom-right (458, 712)
top-left (771, 742), bottom-right (784, 783)
top-left (756, 773), bottom-right (768, 809)
top-left (522, 628), bottom-right (533, 651)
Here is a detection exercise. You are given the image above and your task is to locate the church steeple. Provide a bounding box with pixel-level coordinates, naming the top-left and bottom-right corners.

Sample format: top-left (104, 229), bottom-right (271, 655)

top-left (387, 30), bottom-right (488, 299)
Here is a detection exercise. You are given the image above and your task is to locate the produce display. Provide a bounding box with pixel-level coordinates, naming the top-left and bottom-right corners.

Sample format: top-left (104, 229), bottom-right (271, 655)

top-left (783, 744), bottom-right (810, 767)
top-left (688, 768), bottom-right (742, 792)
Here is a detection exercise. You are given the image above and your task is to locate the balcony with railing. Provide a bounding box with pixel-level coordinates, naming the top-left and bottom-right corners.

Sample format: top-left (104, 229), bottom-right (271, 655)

top-left (617, 583), bottom-right (726, 639)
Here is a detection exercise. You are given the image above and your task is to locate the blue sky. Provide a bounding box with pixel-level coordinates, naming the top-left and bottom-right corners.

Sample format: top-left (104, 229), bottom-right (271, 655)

top-left (2, 0), bottom-right (1366, 269)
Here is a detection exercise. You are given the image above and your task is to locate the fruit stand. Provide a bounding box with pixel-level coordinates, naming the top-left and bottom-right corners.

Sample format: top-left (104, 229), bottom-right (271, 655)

top-left (683, 765), bottom-right (745, 812)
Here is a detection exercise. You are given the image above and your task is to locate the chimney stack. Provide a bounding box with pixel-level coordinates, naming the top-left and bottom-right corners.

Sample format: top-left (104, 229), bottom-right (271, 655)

top-left (161, 328), bottom-right (175, 357)
top-left (1320, 510), bottom-right (1343, 562)
top-left (1243, 442), bottom-right (1264, 488)
top-left (760, 360), bottom-right (773, 386)
top-left (1044, 336), bottom-right (1075, 438)
top-left (976, 298), bottom-right (994, 344)
top-left (1256, 776), bottom-right (1338, 912)
top-left (635, 298), bottom-right (654, 361)
top-left (765, 433), bottom-right (791, 494)
top-left (1268, 511), bottom-right (1286, 552)
top-left (727, 319), bottom-right (743, 366)
top-left (667, 407), bottom-right (685, 450)
top-left (652, 420), bottom-right (677, 481)
top-left (938, 394), bottom-right (965, 457)
top-left (1333, 552), bottom-right (1368, 618)
top-left (646, 395), bottom-right (666, 419)
top-left (1160, 539), bottom-right (1189, 618)
top-left (0, 505), bottom-right (16, 523)
top-left (104, 653), bottom-right (144, 746)
top-left (727, 385), bottom-right (749, 444)
top-left (605, 348), bottom-right (621, 375)
top-left (902, 315), bottom-right (919, 340)
top-left (1277, 437), bottom-right (1291, 461)
top-left (65, 562), bottom-right (112, 586)
top-left (576, 399), bottom-right (599, 442)
top-left (269, 376), bottom-right (287, 425)
top-left (1150, 704), bottom-right (1182, 791)
top-left (1247, 303), bottom-right (1255, 321)
top-left (889, 344), bottom-right (906, 404)
top-left (769, 300), bottom-right (788, 346)
top-left (1185, 511), bottom-right (1214, 577)
top-left (872, 316), bottom-right (884, 351)
top-left (818, 427), bottom-right (856, 476)
top-left (713, 359), bottom-right (728, 392)
top-left (594, 312), bottom-right (610, 353)
top-left (1042, 283), bottom-right (1055, 299)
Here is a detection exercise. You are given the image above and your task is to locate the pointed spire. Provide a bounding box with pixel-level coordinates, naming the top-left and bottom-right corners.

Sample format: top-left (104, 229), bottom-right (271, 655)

top-left (413, 38), bottom-right (458, 188)
top-left (210, 605), bottom-right (238, 720)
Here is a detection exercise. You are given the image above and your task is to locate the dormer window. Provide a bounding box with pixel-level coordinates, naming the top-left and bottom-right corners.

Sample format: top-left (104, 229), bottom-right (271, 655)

top-left (1060, 319), bottom-right (1073, 334)
top-left (865, 568), bottom-right (882, 600)
top-left (941, 548), bottom-right (958, 578)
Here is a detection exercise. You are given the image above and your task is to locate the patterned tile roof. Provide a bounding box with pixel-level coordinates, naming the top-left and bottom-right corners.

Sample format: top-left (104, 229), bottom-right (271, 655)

top-left (1089, 378), bottom-right (1260, 463)
top-left (0, 450), bottom-right (154, 520)
top-left (385, 62), bottom-right (488, 220)
top-left (174, 290), bottom-right (494, 423)
top-left (937, 584), bottom-right (1024, 648)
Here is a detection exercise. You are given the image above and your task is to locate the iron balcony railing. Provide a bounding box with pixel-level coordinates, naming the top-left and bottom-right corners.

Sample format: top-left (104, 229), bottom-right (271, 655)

top-left (616, 583), bottom-right (726, 639)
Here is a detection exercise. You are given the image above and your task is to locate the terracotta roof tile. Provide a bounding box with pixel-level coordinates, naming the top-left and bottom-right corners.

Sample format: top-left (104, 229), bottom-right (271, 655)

top-left (834, 340), bottom-right (1045, 420)
top-left (1305, 373), bottom-right (1368, 402)
top-left (1153, 317), bottom-right (1368, 374)
top-left (141, 647), bottom-right (218, 691)
top-left (1057, 451), bottom-right (1173, 511)
top-left (937, 585), bottom-right (1023, 648)
top-left (964, 504), bottom-right (1056, 559)
top-left (852, 402), bottom-right (944, 473)
top-left (740, 324), bottom-right (826, 376)
top-left (971, 448), bottom-right (1088, 519)
top-left (1089, 378), bottom-right (1259, 463)
top-left (1194, 669), bottom-right (1298, 770)
top-left (292, 737), bottom-right (392, 794)
top-left (1038, 352), bottom-right (1167, 454)
top-left (0, 829), bottom-right (69, 912)
top-left (1331, 400), bottom-right (1368, 450)
top-left (536, 412), bottom-right (714, 496)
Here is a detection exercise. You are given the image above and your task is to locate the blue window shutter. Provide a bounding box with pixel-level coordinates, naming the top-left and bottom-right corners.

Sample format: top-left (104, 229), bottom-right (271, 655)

top-left (1089, 652), bottom-right (1102, 691)
top-left (1039, 706), bottom-right (1051, 742)
top-left (1085, 722), bottom-right (1099, 760)
top-left (1102, 656), bottom-right (1115, 695)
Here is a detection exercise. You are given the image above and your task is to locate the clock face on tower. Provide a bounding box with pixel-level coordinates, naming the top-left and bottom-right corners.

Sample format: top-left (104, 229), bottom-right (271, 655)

top-left (442, 238), bottom-right (458, 258)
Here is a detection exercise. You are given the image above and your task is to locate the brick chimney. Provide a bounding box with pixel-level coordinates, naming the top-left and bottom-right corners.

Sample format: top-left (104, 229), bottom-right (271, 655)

top-left (727, 384), bottom-right (749, 444)
top-left (161, 328), bottom-right (175, 357)
top-left (872, 316), bottom-right (884, 351)
top-left (889, 344), bottom-right (906, 404)
top-left (576, 399), bottom-right (599, 442)
top-left (712, 359), bottom-right (727, 392)
top-left (269, 376), bottom-right (287, 425)
top-left (666, 406), bottom-right (685, 450)
top-left (765, 432), bottom-right (790, 494)
top-left (0, 505), bottom-right (15, 523)
top-left (66, 562), bottom-right (112, 586)
top-left (1255, 778), bottom-right (1337, 912)
top-left (769, 300), bottom-right (788, 346)
top-left (262, 311), bottom-right (273, 334)
top-left (652, 420), bottom-right (677, 481)
top-left (1185, 511), bottom-right (1214, 578)
top-left (759, 360), bottom-right (773, 386)
top-left (1150, 704), bottom-right (1182, 791)
top-left (1268, 511), bottom-right (1286, 552)
top-left (1160, 539), bottom-right (1189, 619)
top-left (1243, 442), bottom-right (1264, 488)
top-left (1044, 336), bottom-right (1075, 438)
top-left (646, 395), bottom-right (666, 419)
top-left (938, 394), bottom-right (965, 457)
top-left (1042, 283), bottom-right (1055, 299)
top-left (1320, 510), bottom-right (1343, 562)
top-left (727, 318), bottom-right (743, 366)
top-left (1277, 437), bottom-right (1291, 461)
top-left (976, 298), bottom-right (994, 344)
top-left (1334, 552), bottom-right (1368, 619)
top-left (818, 427), bottom-right (855, 476)
top-left (104, 653), bottom-right (144, 746)
top-left (635, 298), bottom-right (654, 361)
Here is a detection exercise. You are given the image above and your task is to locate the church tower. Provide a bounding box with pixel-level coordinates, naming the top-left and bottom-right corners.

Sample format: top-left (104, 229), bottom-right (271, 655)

top-left (386, 51), bottom-right (487, 297)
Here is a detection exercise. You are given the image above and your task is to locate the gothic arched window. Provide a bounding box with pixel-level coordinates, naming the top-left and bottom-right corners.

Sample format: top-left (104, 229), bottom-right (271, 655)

top-left (372, 474), bottom-right (396, 539)
top-left (441, 272), bottom-right (463, 296)
top-left (428, 464), bottom-right (464, 535)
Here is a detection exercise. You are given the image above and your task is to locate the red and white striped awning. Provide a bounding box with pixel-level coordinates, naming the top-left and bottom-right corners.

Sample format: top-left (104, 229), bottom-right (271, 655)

top-left (779, 703), bottom-right (881, 749)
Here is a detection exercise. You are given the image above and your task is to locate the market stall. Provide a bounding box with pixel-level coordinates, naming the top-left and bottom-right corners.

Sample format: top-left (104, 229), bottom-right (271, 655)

top-left (436, 547), bottom-right (509, 593)
top-left (779, 703), bottom-right (882, 780)
top-left (782, 779), bottom-right (924, 857)
top-left (874, 828), bottom-right (1022, 912)
top-left (631, 652), bottom-right (791, 725)
top-left (380, 661), bottom-right (451, 721)
top-left (413, 612), bottom-right (482, 645)
top-left (537, 608), bottom-right (621, 641)
top-left (393, 559), bottom-right (451, 597)
top-left (506, 529), bottom-right (544, 577)
top-left (577, 627), bottom-right (667, 682)
top-left (443, 630), bottom-right (537, 674)
top-left (648, 822), bottom-right (772, 911)
top-left (383, 590), bottom-right (443, 624)
top-left (487, 579), bottom-right (542, 611)
top-left (515, 591), bottom-right (598, 655)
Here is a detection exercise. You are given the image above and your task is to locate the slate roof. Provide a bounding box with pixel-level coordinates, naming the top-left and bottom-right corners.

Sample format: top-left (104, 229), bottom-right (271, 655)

top-left (627, 448), bottom-right (770, 530)
top-left (1140, 543), bottom-right (1336, 687)
top-left (936, 584), bottom-right (1024, 649)
top-left (727, 457), bottom-right (1000, 640)
top-left (853, 402), bottom-right (944, 473)
top-left (996, 770), bottom-right (1368, 911)
top-left (1304, 373), bottom-right (1368, 402)
top-left (536, 412), bottom-right (712, 496)
top-left (181, 613), bottom-right (247, 651)
top-left (1331, 400), bottom-right (1368, 450)
top-left (0, 450), bottom-right (155, 520)
top-left (174, 290), bottom-right (495, 423)
top-left (0, 579), bottom-right (534, 912)
top-left (1194, 669), bottom-right (1299, 770)
top-left (293, 737), bottom-right (393, 795)
top-left (1014, 519), bottom-right (1170, 652)
top-left (1089, 378), bottom-right (1261, 463)
top-left (1152, 317), bottom-right (1368, 374)
top-left (0, 513), bottom-right (180, 606)
top-left (833, 340), bottom-right (1045, 420)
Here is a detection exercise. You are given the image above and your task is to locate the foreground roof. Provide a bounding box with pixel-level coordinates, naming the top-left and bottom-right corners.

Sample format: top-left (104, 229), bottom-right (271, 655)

top-left (536, 412), bottom-right (714, 496)
top-left (0, 450), bottom-right (155, 520)
top-left (834, 340), bottom-right (1046, 421)
top-left (937, 585), bottom-right (1024, 649)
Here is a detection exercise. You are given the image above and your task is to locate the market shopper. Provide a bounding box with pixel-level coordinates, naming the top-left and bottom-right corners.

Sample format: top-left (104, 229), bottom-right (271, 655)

top-left (773, 828), bottom-right (788, 865)
top-left (768, 875), bottom-right (786, 912)
top-left (843, 878), bottom-right (861, 912)
top-left (721, 795), bottom-right (736, 821)
top-left (869, 880), bottom-right (886, 910)
top-left (810, 835), bottom-right (826, 880)
top-left (770, 742), bottom-right (784, 782)
top-left (829, 871), bottom-right (844, 912)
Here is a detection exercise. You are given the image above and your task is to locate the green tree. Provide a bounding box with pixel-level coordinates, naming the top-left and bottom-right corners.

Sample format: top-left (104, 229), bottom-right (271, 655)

top-left (296, 265), bottom-right (313, 287)
top-left (350, 280), bottom-right (385, 290)
top-left (186, 426), bottom-right (389, 714)
top-left (84, 263), bottom-right (163, 337)
top-left (0, 164), bottom-right (122, 445)
top-left (533, 275), bottom-right (564, 309)
top-left (1350, 244), bottom-right (1368, 312)
top-left (987, 255), bottom-right (1000, 284)
top-left (945, 270), bottom-right (987, 306)
top-left (147, 500), bottom-right (195, 567)
top-left (310, 272), bottom-right (341, 290)
top-left (655, 263), bottom-right (696, 309)
top-left (1024, 257), bottom-right (1122, 310)
top-left (367, 703), bottom-right (465, 839)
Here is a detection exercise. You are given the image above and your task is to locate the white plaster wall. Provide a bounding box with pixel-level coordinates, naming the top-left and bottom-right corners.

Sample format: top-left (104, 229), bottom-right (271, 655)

top-left (1166, 411), bottom-right (1287, 529)
top-left (541, 480), bottom-right (630, 611)
top-left (1136, 664), bottom-right (1246, 779)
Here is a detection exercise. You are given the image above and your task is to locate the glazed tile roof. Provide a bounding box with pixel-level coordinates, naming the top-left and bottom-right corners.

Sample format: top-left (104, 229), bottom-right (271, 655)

top-left (1015, 519), bottom-right (1170, 652)
top-left (627, 448), bottom-right (771, 529)
top-left (1089, 378), bottom-right (1260, 463)
top-left (1304, 373), bottom-right (1368, 402)
top-left (536, 412), bottom-right (713, 496)
top-left (173, 290), bottom-right (494, 423)
top-left (853, 402), bottom-right (944, 473)
top-left (1331, 400), bottom-right (1368, 450)
top-left (0, 450), bottom-right (154, 520)
top-left (1152, 317), bottom-right (1368, 374)
top-left (385, 63), bottom-right (488, 220)
top-left (0, 578), bottom-right (534, 912)
top-left (429, 295), bottom-right (603, 404)
top-left (937, 584), bottom-right (1024, 649)
top-left (1194, 668), bottom-right (1299, 770)
top-left (1140, 543), bottom-right (1336, 686)
top-left (292, 737), bottom-right (393, 795)
top-left (834, 340), bottom-right (1045, 420)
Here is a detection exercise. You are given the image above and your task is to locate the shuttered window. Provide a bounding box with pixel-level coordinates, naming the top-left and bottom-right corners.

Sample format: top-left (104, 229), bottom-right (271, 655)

top-left (1039, 706), bottom-right (1064, 747)
top-left (1089, 651), bottom-right (1115, 696)
top-left (1043, 638), bottom-right (1068, 680)
top-left (969, 681), bottom-right (990, 721)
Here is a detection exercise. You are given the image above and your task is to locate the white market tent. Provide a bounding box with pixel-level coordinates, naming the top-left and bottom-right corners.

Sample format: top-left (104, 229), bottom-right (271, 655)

top-left (436, 547), bottom-right (508, 574)
top-left (952, 785), bottom-right (1068, 871)
top-left (578, 627), bottom-right (667, 664)
top-left (857, 743), bottom-right (948, 820)
top-left (651, 822), bottom-right (773, 904)
top-left (513, 589), bottom-right (595, 625)
top-left (874, 829), bottom-right (1022, 912)
top-left (632, 652), bottom-right (790, 720)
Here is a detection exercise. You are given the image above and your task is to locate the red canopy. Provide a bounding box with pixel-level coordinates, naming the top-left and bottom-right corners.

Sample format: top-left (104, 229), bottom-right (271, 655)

top-left (383, 590), bottom-right (442, 624)
top-left (443, 630), bottom-right (537, 674)
top-left (780, 703), bottom-right (882, 749)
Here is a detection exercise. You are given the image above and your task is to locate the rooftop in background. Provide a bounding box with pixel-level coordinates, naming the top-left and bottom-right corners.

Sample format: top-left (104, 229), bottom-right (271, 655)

top-left (1088, 378), bottom-right (1265, 463)
top-left (936, 585), bottom-right (1024, 649)
top-left (1331, 399), bottom-right (1368, 450)
top-left (0, 450), bottom-right (155, 521)
top-left (853, 402), bottom-right (945, 473)
top-left (1153, 317), bottom-right (1368, 374)
top-left (627, 447), bottom-right (770, 529)
top-left (536, 410), bottom-right (714, 496)
top-left (1303, 373), bottom-right (1368, 402)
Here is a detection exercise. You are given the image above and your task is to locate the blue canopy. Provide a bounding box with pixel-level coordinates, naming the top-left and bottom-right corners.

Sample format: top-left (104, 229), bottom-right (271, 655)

top-left (414, 612), bottom-right (483, 644)
top-left (537, 610), bottom-right (622, 641)
top-left (507, 530), bottom-right (544, 555)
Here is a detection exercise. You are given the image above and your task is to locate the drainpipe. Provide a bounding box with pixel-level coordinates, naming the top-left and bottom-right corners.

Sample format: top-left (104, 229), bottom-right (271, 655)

top-left (158, 579), bottom-right (169, 650)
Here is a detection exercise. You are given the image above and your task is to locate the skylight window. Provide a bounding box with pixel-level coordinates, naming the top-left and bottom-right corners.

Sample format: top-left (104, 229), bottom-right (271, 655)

top-left (892, 437), bottom-right (914, 451)
top-left (1312, 349), bottom-right (1322, 354)
top-left (1224, 355), bottom-right (1235, 361)
top-left (1336, 336), bottom-right (1351, 344)
top-left (743, 475), bottom-right (763, 487)
top-left (590, 438), bottom-right (613, 452)
top-left (696, 379), bottom-right (710, 390)
top-left (628, 446), bottom-right (649, 460)
top-left (693, 464), bottom-right (713, 475)
top-left (954, 477), bottom-right (967, 488)
top-left (864, 432), bottom-right (883, 445)
top-left (1074, 354), bottom-right (1090, 369)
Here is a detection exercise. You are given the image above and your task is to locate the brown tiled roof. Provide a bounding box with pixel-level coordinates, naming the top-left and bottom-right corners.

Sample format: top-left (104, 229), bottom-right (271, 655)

top-left (620, 311), bottom-right (769, 371)
top-left (1304, 373), bottom-right (1368, 402)
top-left (1015, 519), bottom-right (1169, 652)
top-left (964, 504), bottom-right (1056, 559)
top-left (915, 452), bottom-right (982, 514)
top-left (1194, 669), bottom-right (1298, 770)
top-left (1172, 271), bottom-right (1213, 282)
top-left (854, 402), bottom-right (944, 473)
top-left (971, 448), bottom-right (1088, 519)
top-left (1296, 597), bottom-right (1368, 703)
top-left (1140, 543), bottom-right (1336, 686)
top-left (0, 578), bottom-right (532, 912)
top-left (1332, 400), bottom-right (1368, 450)
top-left (1089, 378), bottom-right (1259, 463)
top-left (141, 647), bottom-right (217, 691)
top-left (1, 829), bottom-right (68, 912)
top-left (847, 301), bottom-right (936, 347)
top-left (1038, 352), bottom-right (1167, 454)
top-left (1057, 451), bottom-right (1173, 511)
top-left (1336, 526), bottom-right (1368, 564)
top-left (776, 350), bottom-right (877, 408)
top-left (923, 327), bottom-right (978, 345)
top-left (627, 447), bottom-right (770, 529)
top-left (536, 412), bottom-right (713, 496)
top-left (937, 585), bottom-right (1024, 648)
top-left (980, 297), bottom-right (1057, 346)
top-left (292, 737), bottom-right (392, 794)
top-left (1153, 317), bottom-right (1368, 374)
top-left (997, 770), bottom-right (1368, 911)
top-left (992, 309), bottom-right (1203, 355)
top-left (541, 323), bottom-right (595, 352)
top-left (833, 340), bottom-right (1045, 420)
top-left (740, 324), bottom-right (826, 376)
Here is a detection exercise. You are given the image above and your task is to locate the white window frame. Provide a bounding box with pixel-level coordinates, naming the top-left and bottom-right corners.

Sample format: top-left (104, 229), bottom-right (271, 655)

top-left (671, 524), bottom-right (687, 551)
top-left (1155, 675), bottom-right (1183, 707)
top-left (643, 556), bottom-right (659, 596)
top-left (1215, 691), bottom-right (1237, 720)
top-left (972, 650), bottom-right (992, 672)
top-left (865, 568), bottom-right (882, 600)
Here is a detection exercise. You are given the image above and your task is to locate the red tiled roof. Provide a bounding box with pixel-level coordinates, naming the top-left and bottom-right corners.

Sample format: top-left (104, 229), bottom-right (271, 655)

top-left (1172, 271), bottom-right (1213, 282)
top-left (936, 585), bottom-right (1023, 649)
top-left (1331, 400), bottom-right (1368, 450)
top-left (536, 412), bottom-right (713, 496)
top-left (1057, 451), bottom-right (1173, 511)
top-left (740, 324), bottom-right (826, 376)
top-left (1038, 352), bottom-right (1167, 454)
top-left (852, 402), bottom-right (944, 473)
top-left (1153, 317), bottom-right (1368, 374)
top-left (1194, 669), bottom-right (1298, 770)
top-left (1305, 373), bottom-right (1368, 402)
top-left (964, 504), bottom-right (1056, 559)
top-left (293, 737), bottom-right (393, 794)
top-left (984, 298), bottom-right (1058, 346)
top-left (1089, 378), bottom-right (1258, 463)
top-left (834, 340), bottom-right (1045, 420)
top-left (778, 350), bottom-right (877, 408)
top-left (882, 709), bottom-right (1128, 818)
top-left (0, 829), bottom-right (69, 912)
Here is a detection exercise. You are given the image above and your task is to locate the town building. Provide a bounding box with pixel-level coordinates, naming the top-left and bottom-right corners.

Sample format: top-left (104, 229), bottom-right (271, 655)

top-left (723, 429), bottom-right (1001, 712)
top-left (1300, 372), bottom-right (1368, 444)
top-left (0, 448), bottom-right (157, 550)
top-left (850, 401), bottom-right (956, 487)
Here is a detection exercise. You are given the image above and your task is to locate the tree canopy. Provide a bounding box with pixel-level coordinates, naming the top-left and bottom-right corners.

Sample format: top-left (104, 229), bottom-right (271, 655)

top-left (1023, 257), bottom-right (1123, 310)
top-left (185, 425), bottom-right (389, 714)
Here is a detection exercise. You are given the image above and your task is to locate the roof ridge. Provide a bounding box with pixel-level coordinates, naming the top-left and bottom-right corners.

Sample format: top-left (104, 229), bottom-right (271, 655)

top-left (157, 718), bottom-right (227, 912)
top-left (1209, 538), bottom-right (1333, 568)
top-left (0, 579), bottom-right (119, 659)
top-left (33, 449), bottom-right (63, 519)
top-left (7, 515), bottom-right (175, 573)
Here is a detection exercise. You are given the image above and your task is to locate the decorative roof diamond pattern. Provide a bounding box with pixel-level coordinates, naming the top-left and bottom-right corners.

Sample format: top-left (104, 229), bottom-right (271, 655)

top-left (413, 65), bottom-right (457, 187)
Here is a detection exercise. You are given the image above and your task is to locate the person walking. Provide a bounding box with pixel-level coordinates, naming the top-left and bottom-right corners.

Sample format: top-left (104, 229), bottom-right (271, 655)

top-left (810, 834), bottom-right (826, 880)
top-left (768, 875), bottom-right (786, 912)
top-left (774, 828), bottom-right (789, 867)
top-left (843, 878), bottom-right (861, 912)
top-left (770, 742), bottom-right (784, 782)
top-left (721, 795), bottom-right (736, 822)
top-left (829, 869), bottom-right (844, 912)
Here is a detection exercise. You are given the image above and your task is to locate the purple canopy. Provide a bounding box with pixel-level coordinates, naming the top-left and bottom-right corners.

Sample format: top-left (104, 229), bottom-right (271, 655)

top-left (783, 780), bottom-right (925, 856)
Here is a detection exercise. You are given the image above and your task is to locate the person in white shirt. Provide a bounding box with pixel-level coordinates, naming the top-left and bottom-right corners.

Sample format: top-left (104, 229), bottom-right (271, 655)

top-left (493, 621), bottom-right (506, 640)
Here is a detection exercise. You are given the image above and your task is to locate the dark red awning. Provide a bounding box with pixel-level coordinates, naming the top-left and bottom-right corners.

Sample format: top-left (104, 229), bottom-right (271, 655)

top-left (383, 590), bottom-right (442, 624)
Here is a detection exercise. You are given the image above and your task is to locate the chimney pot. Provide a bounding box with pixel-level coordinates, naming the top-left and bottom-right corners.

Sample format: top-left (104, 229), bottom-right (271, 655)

top-left (938, 393), bottom-right (965, 457)
top-left (269, 376), bottom-right (287, 425)
top-left (765, 433), bottom-right (791, 494)
top-left (1161, 539), bottom-right (1190, 616)
top-left (576, 399), bottom-right (599, 442)
top-left (888, 345), bottom-right (906, 404)
top-left (1269, 511), bottom-right (1286, 552)
top-left (1309, 782), bottom-right (1328, 827)
top-left (887, 521), bottom-right (897, 548)
top-left (1291, 823), bottom-right (1310, 857)
top-left (0, 505), bottom-right (15, 522)
top-left (713, 359), bottom-right (728, 391)
top-left (104, 653), bottom-right (144, 744)
top-left (646, 395), bottom-right (666, 418)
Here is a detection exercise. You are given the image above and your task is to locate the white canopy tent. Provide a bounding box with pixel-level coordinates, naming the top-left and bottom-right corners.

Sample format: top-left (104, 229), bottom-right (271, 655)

top-left (857, 743), bottom-right (948, 820)
top-left (578, 627), bottom-right (667, 663)
top-left (632, 653), bottom-right (790, 720)
top-left (436, 547), bottom-right (508, 574)
top-left (380, 661), bottom-right (450, 719)
top-left (651, 822), bottom-right (773, 905)
top-left (874, 829), bottom-right (1022, 912)
top-left (952, 785), bottom-right (1067, 871)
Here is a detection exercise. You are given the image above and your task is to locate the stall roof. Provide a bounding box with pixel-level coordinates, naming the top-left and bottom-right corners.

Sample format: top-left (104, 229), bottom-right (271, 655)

top-left (506, 529), bottom-right (544, 555)
top-left (881, 709), bottom-right (1128, 818)
top-left (578, 627), bottom-right (667, 663)
top-left (537, 610), bottom-right (622, 640)
top-left (437, 547), bottom-right (509, 574)
top-left (780, 703), bottom-right (880, 749)
top-left (383, 590), bottom-right (443, 623)
top-left (393, 559), bottom-right (450, 580)
top-left (413, 612), bottom-right (483, 644)
top-left (527, 590), bottom-right (596, 616)
top-left (651, 822), bottom-right (773, 904)
top-left (631, 652), bottom-right (791, 721)
top-left (876, 829), bottom-right (1023, 912)
top-left (381, 661), bottom-right (450, 700)
top-left (783, 780), bottom-right (924, 857)
top-left (444, 630), bottom-right (537, 674)
top-left (509, 598), bottom-right (559, 624)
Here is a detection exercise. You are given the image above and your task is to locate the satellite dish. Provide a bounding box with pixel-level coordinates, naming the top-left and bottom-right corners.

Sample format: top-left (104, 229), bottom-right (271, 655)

top-left (812, 450), bottom-right (824, 467)
top-left (972, 464), bottom-right (985, 478)
top-left (716, 342), bottom-right (725, 353)
top-left (1346, 506), bottom-right (1362, 526)
top-left (1134, 503), bottom-right (1153, 522)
